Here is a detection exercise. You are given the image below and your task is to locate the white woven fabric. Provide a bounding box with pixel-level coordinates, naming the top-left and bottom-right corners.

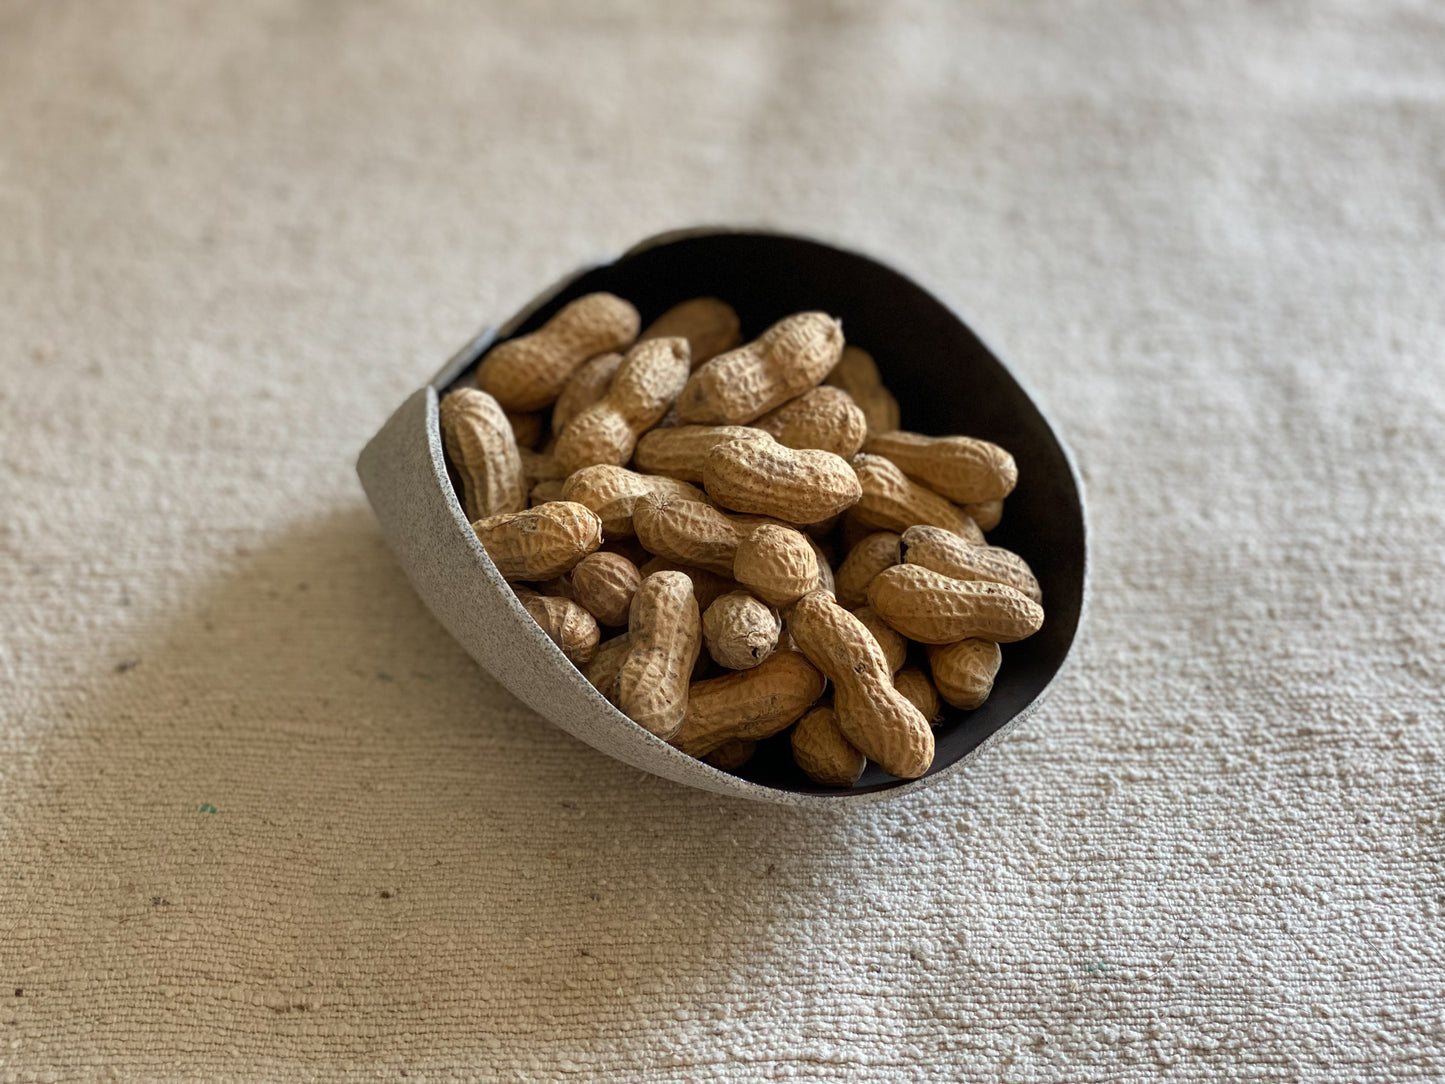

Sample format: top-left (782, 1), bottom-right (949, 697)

top-left (2, 2), bottom-right (1442, 1079)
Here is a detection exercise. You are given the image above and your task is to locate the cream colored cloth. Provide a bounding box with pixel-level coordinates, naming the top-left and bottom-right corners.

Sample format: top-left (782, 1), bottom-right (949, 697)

top-left (3, 2), bottom-right (1443, 1080)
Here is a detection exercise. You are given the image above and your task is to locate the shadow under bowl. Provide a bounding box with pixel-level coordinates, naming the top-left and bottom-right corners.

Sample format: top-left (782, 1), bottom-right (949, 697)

top-left (357, 227), bottom-right (1088, 804)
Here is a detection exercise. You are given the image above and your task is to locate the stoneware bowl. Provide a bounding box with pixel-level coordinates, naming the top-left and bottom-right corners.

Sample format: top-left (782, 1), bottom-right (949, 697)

top-left (356, 227), bottom-right (1088, 805)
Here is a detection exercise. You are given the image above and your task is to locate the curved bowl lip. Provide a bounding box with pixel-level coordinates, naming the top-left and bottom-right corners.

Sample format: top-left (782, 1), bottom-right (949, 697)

top-left (425, 225), bottom-right (1091, 804)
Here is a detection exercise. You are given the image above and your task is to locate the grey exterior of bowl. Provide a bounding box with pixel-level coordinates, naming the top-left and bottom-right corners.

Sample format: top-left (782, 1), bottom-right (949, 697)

top-left (356, 228), bottom-right (1088, 805)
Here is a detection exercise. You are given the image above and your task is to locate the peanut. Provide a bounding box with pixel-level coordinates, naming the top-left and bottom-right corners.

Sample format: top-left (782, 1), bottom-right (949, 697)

top-left (633, 495), bottom-right (777, 578)
top-left (506, 411), bottom-right (546, 450)
top-left (670, 649), bottom-right (825, 758)
top-left (899, 524), bottom-right (1041, 603)
top-left (791, 702), bottom-right (866, 786)
top-left (438, 388), bottom-right (529, 521)
top-left (514, 588), bottom-right (600, 667)
top-left (733, 524), bottom-right (822, 608)
top-left (613, 571), bottom-right (701, 738)
top-left (518, 448), bottom-right (565, 484)
top-left (704, 738), bottom-right (757, 771)
top-left (851, 604), bottom-right (908, 675)
top-left (476, 293), bottom-right (640, 411)
top-left (863, 430), bottom-right (1017, 505)
top-left (754, 386), bottom-right (867, 458)
top-left (554, 337), bottom-right (690, 475)
top-left (702, 591), bottom-right (781, 670)
top-left (676, 312), bottom-right (843, 425)
top-left (529, 479), bottom-right (566, 506)
top-left (473, 501), bottom-right (602, 581)
top-left (585, 632), bottom-right (632, 697)
top-left (704, 439), bottom-right (862, 524)
top-left (927, 639), bottom-right (1001, 710)
top-left (552, 352), bottom-right (624, 435)
top-left (808, 536), bottom-right (837, 598)
top-left (867, 564), bottom-right (1044, 644)
top-left (834, 531), bottom-right (901, 609)
top-left (640, 297), bottom-right (741, 369)
top-left (601, 536), bottom-right (654, 568)
top-left (894, 666), bottom-right (943, 726)
top-left (963, 498), bottom-right (1003, 533)
top-left (849, 453), bottom-right (984, 542)
top-left (561, 464), bottom-right (707, 538)
top-left (825, 345), bottom-right (901, 434)
top-left (638, 557), bottom-right (736, 612)
top-left (570, 551), bottom-right (642, 627)
top-left (787, 591), bottom-right (934, 779)
top-left (633, 425), bottom-right (774, 483)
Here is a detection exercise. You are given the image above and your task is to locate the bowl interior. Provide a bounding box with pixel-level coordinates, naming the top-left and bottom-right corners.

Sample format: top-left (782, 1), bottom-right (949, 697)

top-left (439, 230), bottom-right (1087, 797)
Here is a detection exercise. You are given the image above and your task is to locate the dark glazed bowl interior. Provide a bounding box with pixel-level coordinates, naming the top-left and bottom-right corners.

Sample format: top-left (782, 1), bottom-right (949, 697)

top-left (440, 229), bottom-right (1087, 797)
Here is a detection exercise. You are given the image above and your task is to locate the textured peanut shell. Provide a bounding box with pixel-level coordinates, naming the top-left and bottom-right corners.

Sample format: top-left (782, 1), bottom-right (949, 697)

top-left (570, 551), bottom-right (642, 627)
top-left (791, 703), bottom-right (866, 787)
top-left (472, 501), bottom-right (603, 581)
top-left (927, 639), bottom-right (1002, 711)
top-left (552, 352), bottom-right (624, 435)
top-left (505, 411), bottom-right (546, 450)
top-left (824, 345), bottom-right (901, 434)
top-left (899, 525), bottom-right (1042, 603)
top-left (867, 564), bottom-right (1045, 644)
top-left (639, 297), bottom-right (742, 369)
top-left (633, 425), bottom-right (774, 483)
top-left (633, 496), bottom-right (746, 577)
top-left (786, 592), bottom-right (934, 779)
top-left (808, 537), bottom-right (836, 598)
top-left (851, 604), bottom-right (908, 676)
top-left (835, 532), bottom-right (902, 609)
top-left (754, 386), bottom-right (868, 458)
top-left (704, 439), bottom-right (862, 524)
top-left (529, 479), bottom-right (566, 506)
top-left (614, 571), bottom-right (701, 739)
top-left (733, 525), bottom-right (822, 608)
top-left (438, 388), bottom-right (529, 521)
top-left (638, 557), bottom-right (737, 612)
top-left (585, 632), bottom-right (632, 697)
top-left (963, 498), bottom-right (1004, 532)
top-left (702, 591), bottom-right (781, 670)
top-left (850, 453), bottom-right (984, 542)
top-left (554, 337), bottom-right (690, 475)
top-left (670, 649), bottom-right (826, 758)
top-left (476, 293), bottom-right (640, 411)
top-left (561, 465), bottom-right (707, 538)
top-left (704, 738), bottom-right (757, 772)
top-left (863, 430), bottom-right (1018, 504)
top-left (518, 449), bottom-right (566, 484)
top-left (893, 667), bottom-right (943, 726)
top-left (515, 591), bottom-right (601, 667)
top-left (675, 312), bottom-right (844, 425)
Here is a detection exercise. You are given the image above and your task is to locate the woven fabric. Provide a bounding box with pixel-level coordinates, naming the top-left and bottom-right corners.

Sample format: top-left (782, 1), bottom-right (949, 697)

top-left (2, 2), bottom-right (1443, 1079)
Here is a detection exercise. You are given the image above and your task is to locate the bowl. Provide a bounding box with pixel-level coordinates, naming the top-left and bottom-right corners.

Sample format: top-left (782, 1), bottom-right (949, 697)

top-left (356, 227), bottom-right (1088, 804)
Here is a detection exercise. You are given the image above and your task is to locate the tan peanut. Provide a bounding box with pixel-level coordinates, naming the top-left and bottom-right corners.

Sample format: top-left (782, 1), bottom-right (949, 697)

top-left (808, 536), bottom-right (836, 598)
top-left (473, 501), bottom-right (602, 581)
top-left (552, 352), bottom-right (624, 434)
top-left (733, 524), bottom-right (822, 608)
top-left (438, 388), bottom-right (529, 521)
top-left (702, 591), bottom-right (781, 670)
top-left (518, 449), bottom-right (565, 484)
top-left (638, 557), bottom-right (737, 612)
top-left (633, 495), bottom-right (778, 577)
top-left (554, 337), bottom-right (691, 475)
top-left (962, 498), bottom-right (1003, 532)
top-left (850, 453), bottom-right (984, 542)
top-left (570, 551), bottom-right (642, 627)
top-left (704, 439), bottom-right (862, 524)
top-left (786, 591), bottom-right (934, 779)
top-left (676, 312), bottom-right (843, 424)
top-left (867, 564), bottom-right (1044, 644)
top-left (852, 604), bottom-right (908, 675)
top-left (613, 571), bottom-right (701, 738)
top-left (825, 345), bottom-right (900, 434)
top-left (863, 430), bottom-right (1017, 504)
top-left (834, 532), bottom-right (901, 609)
top-left (671, 649), bottom-right (825, 758)
top-left (704, 738), bottom-right (757, 771)
top-left (514, 588), bottom-right (600, 667)
top-left (791, 703), bottom-right (866, 786)
top-left (585, 632), bottom-right (632, 697)
top-left (754, 386), bottom-right (867, 458)
top-left (640, 297), bottom-right (742, 368)
top-left (899, 524), bottom-right (1041, 603)
top-left (561, 464), bottom-right (707, 538)
top-left (529, 479), bottom-right (566, 506)
top-left (633, 425), bottom-right (774, 483)
top-left (506, 411), bottom-right (546, 450)
top-left (927, 639), bottom-right (1001, 711)
top-left (476, 293), bottom-right (640, 411)
top-left (894, 666), bottom-right (943, 726)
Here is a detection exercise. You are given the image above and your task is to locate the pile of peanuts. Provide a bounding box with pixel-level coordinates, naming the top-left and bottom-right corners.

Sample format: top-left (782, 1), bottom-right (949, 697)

top-left (440, 293), bottom-right (1043, 786)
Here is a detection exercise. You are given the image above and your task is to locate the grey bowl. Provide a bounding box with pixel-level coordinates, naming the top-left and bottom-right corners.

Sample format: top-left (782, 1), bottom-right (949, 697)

top-left (357, 227), bottom-right (1088, 805)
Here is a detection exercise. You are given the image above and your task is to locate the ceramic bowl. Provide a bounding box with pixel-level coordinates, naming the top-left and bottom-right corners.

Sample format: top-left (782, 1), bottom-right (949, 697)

top-left (357, 227), bottom-right (1088, 804)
